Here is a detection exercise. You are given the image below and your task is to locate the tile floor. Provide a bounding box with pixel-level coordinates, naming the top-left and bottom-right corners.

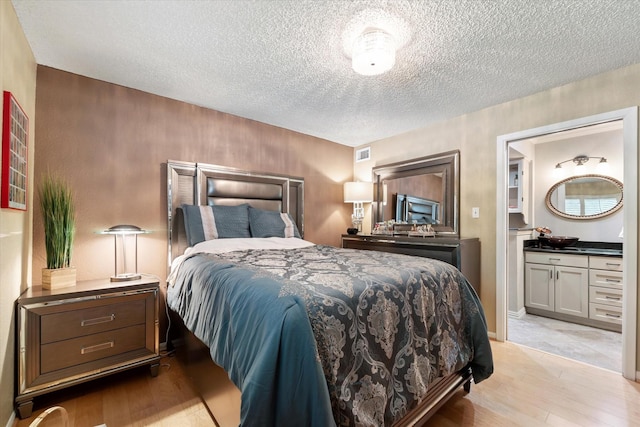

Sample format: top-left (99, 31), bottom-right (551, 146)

top-left (507, 313), bottom-right (622, 372)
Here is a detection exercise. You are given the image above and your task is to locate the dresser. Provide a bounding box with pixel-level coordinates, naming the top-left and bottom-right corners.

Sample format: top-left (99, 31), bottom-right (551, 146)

top-left (341, 234), bottom-right (480, 294)
top-left (15, 277), bottom-right (161, 418)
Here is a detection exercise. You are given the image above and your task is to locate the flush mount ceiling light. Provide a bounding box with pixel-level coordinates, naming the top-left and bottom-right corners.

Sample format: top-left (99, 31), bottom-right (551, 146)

top-left (352, 29), bottom-right (396, 76)
top-left (342, 9), bottom-right (410, 77)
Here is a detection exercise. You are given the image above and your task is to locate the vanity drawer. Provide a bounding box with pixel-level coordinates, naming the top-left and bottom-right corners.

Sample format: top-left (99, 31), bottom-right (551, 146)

top-left (40, 324), bottom-right (146, 374)
top-left (589, 269), bottom-right (623, 290)
top-left (41, 299), bottom-right (146, 344)
top-left (589, 303), bottom-right (622, 325)
top-left (589, 286), bottom-right (622, 308)
top-left (589, 256), bottom-right (623, 271)
top-left (525, 252), bottom-right (588, 268)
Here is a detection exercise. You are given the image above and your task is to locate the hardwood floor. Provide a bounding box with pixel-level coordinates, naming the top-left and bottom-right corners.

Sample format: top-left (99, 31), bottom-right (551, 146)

top-left (13, 341), bottom-right (640, 426)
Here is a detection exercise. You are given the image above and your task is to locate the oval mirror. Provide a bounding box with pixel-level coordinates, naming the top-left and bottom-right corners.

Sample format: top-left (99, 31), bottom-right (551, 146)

top-left (546, 174), bottom-right (623, 219)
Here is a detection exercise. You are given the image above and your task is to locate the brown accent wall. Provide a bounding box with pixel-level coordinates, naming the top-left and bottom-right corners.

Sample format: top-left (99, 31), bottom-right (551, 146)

top-left (32, 66), bottom-right (353, 331)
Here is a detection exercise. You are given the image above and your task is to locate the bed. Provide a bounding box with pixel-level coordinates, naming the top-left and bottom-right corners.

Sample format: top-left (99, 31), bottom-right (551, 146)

top-left (165, 161), bottom-right (493, 427)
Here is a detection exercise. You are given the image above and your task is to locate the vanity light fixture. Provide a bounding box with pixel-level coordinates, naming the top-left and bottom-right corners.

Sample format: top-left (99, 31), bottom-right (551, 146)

top-left (344, 181), bottom-right (373, 233)
top-left (554, 155), bottom-right (608, 174)
top-left (101, 224), bottom-right (149, 281)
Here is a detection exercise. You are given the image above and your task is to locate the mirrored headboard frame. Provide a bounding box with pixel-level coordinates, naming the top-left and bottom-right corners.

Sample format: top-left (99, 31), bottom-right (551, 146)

top-left (372, 150), bottom-right (460, 236)
top-left (167, 160), bottom-right (304, 274)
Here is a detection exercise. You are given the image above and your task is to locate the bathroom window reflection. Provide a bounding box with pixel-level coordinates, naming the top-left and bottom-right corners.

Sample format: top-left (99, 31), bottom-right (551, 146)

top-left (546, 174), bottom-right (623, 219)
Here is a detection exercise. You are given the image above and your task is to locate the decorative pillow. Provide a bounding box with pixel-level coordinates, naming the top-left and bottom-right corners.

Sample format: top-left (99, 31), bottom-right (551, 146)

top-left (212, 204), bottom-right (251, 239)
top-left (248, 207), bottom-right (301, 238)
top-left (181, 204), bottom-right (251, 246)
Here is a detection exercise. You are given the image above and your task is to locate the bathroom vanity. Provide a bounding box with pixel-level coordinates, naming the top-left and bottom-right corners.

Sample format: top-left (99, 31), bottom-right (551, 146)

top-left (523, 240), bottom-right (622, 332)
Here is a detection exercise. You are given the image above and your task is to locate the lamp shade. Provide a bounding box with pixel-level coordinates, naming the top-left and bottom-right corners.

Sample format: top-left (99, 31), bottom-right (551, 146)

top-left (344, 182), bottom-right (373, 203)
top-left (101, 224), bottom-right (148, 235)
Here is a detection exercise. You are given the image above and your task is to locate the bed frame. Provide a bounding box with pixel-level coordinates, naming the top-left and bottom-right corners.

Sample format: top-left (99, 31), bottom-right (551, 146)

top-left (166, 160), bottom-right (472, 426)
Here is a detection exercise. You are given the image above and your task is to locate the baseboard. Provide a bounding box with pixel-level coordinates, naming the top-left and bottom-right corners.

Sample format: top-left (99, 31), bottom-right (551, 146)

top-left (508, 308), bottom-right (526, 319)
top-left (5, 411), bottom-right (16, 427)
top-left (487, 331), bottom-right (497, 340)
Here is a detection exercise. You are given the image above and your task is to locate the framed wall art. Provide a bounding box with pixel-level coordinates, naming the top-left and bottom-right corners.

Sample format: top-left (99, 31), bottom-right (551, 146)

top-left (1, 91), bottom-right (29, 210)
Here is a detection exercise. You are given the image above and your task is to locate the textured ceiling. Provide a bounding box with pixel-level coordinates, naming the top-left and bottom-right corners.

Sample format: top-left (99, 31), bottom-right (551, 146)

top-left (12, 0), bottom-right (640, 147)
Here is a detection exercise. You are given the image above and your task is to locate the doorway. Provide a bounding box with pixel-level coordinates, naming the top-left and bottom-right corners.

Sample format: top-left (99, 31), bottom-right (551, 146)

top-left (495, 107), bottom-right (638, 379)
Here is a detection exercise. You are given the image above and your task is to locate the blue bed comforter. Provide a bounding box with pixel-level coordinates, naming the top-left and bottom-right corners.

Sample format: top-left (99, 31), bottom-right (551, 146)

top-left (167, 244), bottom-right (493, 426)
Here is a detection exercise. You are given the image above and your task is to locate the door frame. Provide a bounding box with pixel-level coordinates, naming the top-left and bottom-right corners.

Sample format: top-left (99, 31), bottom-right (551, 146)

top-left (495, 107), bottom-right (638, 380)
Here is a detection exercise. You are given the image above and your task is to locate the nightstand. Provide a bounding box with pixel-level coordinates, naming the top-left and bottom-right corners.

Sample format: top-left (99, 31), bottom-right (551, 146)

top-left (15, 276), bottom-right (161, 419)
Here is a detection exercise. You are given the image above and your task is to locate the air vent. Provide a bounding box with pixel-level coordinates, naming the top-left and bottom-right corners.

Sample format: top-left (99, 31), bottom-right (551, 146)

top-left (356, 147), bottom-right (371, 162)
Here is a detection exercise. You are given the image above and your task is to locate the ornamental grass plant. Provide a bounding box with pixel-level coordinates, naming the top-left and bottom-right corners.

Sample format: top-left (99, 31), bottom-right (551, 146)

top-left (39, 173), bottom-right (75, 269)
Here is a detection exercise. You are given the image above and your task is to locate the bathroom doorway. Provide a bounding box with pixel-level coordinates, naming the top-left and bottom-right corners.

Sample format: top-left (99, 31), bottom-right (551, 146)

top-left (495, 107), bottom-right (638, 379)
top-left (506, 121), bottom-right (624, 371)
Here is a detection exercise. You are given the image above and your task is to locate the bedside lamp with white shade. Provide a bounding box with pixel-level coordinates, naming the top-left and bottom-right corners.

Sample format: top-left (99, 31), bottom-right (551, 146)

top-left (344, 181), bottom-right (373, 234)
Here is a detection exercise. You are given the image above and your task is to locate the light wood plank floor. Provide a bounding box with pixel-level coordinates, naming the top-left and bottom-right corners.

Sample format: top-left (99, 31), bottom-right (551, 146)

top-left (13, 341), bottom-right (640, 427)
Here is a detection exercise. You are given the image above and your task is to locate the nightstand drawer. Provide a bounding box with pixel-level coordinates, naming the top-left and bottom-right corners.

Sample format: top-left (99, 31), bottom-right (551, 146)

top-left (41, 298), bottom-right (146, 344)
top-left (41, 324), bottom-right (146, 373)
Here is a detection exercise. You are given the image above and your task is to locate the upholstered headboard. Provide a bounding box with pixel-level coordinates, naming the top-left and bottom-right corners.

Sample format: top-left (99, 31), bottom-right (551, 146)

top-left (166, 160), bottom-right (304, 272)
top-left (395, 194), bottom-right (440, 224)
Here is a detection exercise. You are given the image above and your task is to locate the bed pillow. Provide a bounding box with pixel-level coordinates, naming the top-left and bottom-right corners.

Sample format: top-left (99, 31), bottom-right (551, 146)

top-left (248, 207), bottom-right (301, 238)
top-left (181, 204), bottom-right (251, 246)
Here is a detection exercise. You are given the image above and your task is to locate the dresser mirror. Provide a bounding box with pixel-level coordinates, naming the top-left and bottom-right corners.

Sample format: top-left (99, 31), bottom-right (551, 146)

top-left (546, 174), bottom-right (623, 219)
top-left (372, 150), bottom-right (460, 236)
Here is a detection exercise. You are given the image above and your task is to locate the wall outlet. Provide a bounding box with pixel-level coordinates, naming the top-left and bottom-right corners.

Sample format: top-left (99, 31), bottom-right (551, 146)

top-left (472, 207), bottom-right (480, 218)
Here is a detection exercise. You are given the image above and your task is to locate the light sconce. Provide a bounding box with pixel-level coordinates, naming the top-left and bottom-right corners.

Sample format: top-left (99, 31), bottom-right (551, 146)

top-left (554, 155), bottom-right (609, 175)
top-left (352, 29), bottom-right (396, 76)
top-left (344, 181), bottom-right (373, 234)
top-left (101, 224), bottom-right (149, 282)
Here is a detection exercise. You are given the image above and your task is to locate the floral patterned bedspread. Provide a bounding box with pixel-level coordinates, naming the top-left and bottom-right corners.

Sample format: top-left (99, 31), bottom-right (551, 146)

top-left (168, 244), bottom-right (493, 426)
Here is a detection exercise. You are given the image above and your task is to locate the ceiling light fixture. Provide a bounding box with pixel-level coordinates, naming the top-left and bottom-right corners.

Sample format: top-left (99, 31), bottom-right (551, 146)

top-left (352, 29), bottom-right (396, 76)
top-left (342, 9), bottom-right (410, 77)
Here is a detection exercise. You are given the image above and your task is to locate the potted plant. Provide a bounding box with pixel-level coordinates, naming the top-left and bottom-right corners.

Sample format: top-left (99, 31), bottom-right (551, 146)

top-left (39, 173), bottom-right (76, 289)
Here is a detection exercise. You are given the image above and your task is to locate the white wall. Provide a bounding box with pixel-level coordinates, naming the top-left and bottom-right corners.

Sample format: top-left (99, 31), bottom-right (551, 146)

top-left (0, 2), bottom-right (37, 425)
top-left (533, 129), bottom-right (623, 242)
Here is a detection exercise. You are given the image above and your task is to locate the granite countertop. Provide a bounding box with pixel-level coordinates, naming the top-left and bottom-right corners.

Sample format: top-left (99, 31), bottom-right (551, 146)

top-left (523, 239), bottom-right (622, 257)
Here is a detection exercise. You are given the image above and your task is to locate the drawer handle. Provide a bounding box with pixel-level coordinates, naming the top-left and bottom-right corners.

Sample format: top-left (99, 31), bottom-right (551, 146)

top-left (604, 296), bottom-right (622, 301)
top-left (606, 263), bottom-right (621, 267)
top-left (548, 258), bottom-right (561, 262)
top-left (605, 278), bottom-right (621, 283)
top-left (604, 313), bottom-right (621, 319)
top-left (81, 341), bottom-right (114, 354)
top-left (81, 314), bottom-right (115, 327)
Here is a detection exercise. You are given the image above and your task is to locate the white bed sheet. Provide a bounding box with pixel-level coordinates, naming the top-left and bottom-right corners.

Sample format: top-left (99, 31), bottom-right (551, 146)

top-left (168, 237), bottom-right (315, 285)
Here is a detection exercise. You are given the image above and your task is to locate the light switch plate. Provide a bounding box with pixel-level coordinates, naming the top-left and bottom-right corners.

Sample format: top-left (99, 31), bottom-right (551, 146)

top-left (472, 207), bottom-right (480, 218)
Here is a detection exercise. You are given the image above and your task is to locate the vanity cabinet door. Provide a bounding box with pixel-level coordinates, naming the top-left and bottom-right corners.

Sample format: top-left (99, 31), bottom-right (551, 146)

top-left (525, 263), bottom-right (554, 312)
top-left (554, 266), bottom-right (589, 318)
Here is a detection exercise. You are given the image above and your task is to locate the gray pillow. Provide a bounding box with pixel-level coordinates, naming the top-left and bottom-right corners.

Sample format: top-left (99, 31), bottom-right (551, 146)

top-left (181, 204), bottom-right (251, 246)
top-left (212, 204), bottom-right (251, 239)
top-left (248, 207), bottom-right (301, 238)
